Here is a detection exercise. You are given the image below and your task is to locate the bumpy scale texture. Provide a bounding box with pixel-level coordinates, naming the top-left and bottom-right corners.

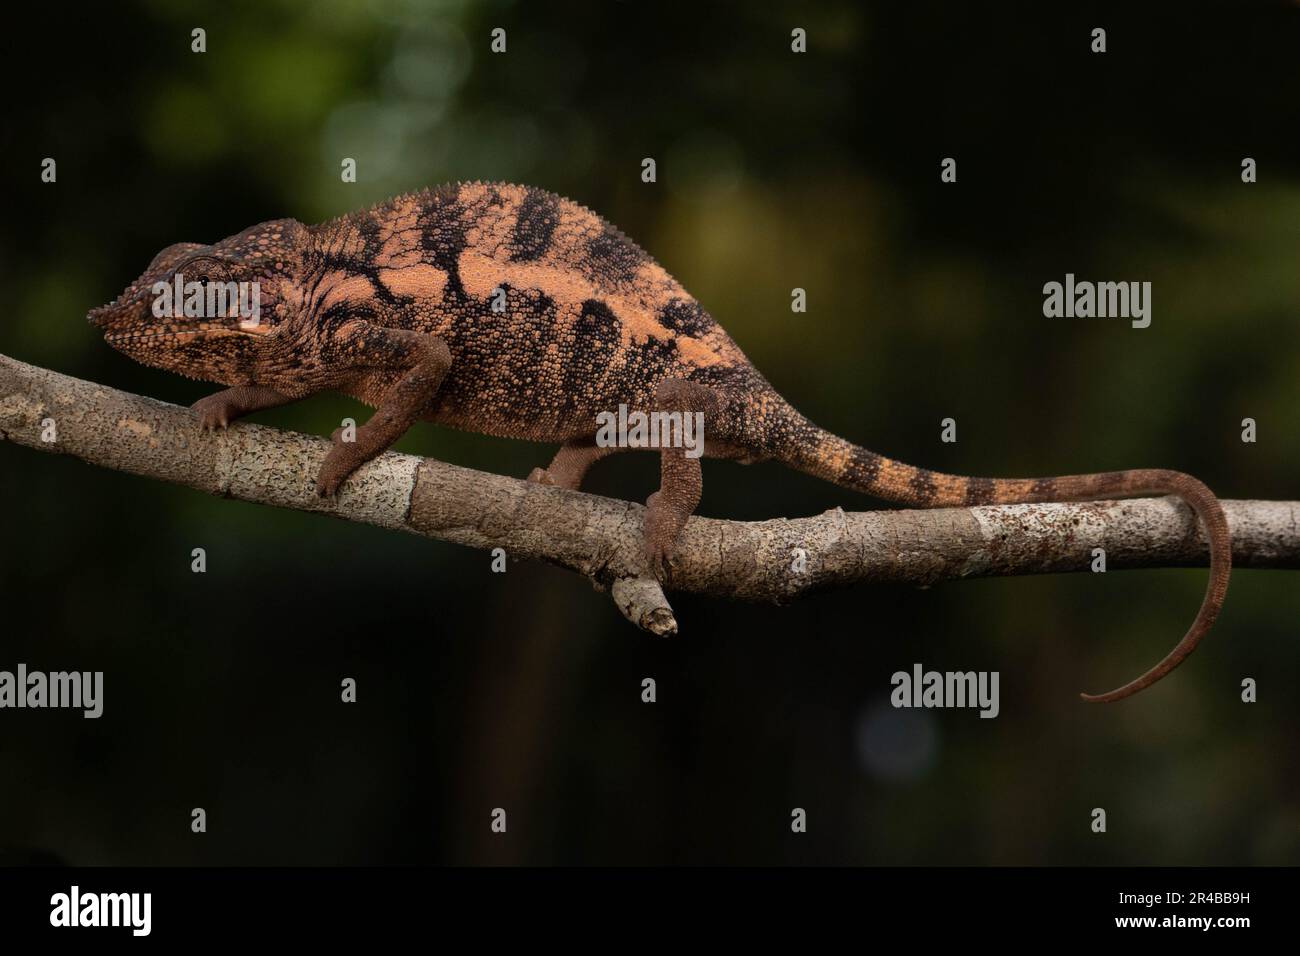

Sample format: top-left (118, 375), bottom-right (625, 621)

top-left (88, 181), bottom-right (1231, 703)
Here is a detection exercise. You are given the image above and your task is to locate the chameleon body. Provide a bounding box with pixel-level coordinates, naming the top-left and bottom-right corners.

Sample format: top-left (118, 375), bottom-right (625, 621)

top-left (88, 182), bottom-right (1231, 703)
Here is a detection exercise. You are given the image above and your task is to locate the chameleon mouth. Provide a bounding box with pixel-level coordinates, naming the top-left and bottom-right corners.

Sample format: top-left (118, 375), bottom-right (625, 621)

top-left (236, 318), bottom-right (276, 335)
top-left (102, 320), bottom-right (274, 342)
top-left (88, 288), bottom-right (276, 338)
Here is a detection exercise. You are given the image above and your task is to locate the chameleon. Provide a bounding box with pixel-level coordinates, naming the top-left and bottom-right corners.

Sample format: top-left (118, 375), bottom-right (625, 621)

top-left (87, 181), bottom-right (1231, 703)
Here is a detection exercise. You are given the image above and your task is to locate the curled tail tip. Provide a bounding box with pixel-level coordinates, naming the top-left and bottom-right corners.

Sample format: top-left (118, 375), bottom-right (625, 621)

top-left (1080, 676), bottom-right (1155, 703)
top-left (1078, 632), bottom-right (1205, 704)
top-left (1079, 687), bottom-right (1135, 704)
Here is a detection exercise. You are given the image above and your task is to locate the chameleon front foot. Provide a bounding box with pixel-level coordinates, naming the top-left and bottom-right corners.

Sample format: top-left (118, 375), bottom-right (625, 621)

top-left (191, 385), bottom-right (294, 432)
top-left (191, 394), bottom-right (235, 431)
top-left (315, 431), bottom-right (367, 497)
top-left (526, 466), bottom-right (557, 486)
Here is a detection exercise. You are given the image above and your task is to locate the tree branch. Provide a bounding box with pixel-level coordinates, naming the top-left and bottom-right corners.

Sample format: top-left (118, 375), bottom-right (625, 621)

top-left (3, 352), bottom-right (1297, 634)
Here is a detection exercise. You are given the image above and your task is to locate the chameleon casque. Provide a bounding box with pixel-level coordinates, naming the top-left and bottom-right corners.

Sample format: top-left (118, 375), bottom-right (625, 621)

top-left (88, 181), bottom-right (1231, 703)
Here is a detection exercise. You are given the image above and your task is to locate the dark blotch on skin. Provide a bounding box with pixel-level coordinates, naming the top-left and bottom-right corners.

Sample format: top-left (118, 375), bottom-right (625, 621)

top-left (1030, 477), bottom-right (1056, 498)
top-left (511, 189), bottom-right (560, 262)
top-left (909, 468), bottom-right (937, 503)
top-left (964, 477), bottom-right (996, 505)
top-left (844, 448), bottom-right (882, 487)
top-left (556, 299), bottom-right (623, 419)
top-left (587, 223), bottom-right (647, 285)
top-left (421, 194), bottom-right (469, 301)
top-left (620, 334), bottom-right (679, 404)
top-left (658, 299), bottom-right (713, 337)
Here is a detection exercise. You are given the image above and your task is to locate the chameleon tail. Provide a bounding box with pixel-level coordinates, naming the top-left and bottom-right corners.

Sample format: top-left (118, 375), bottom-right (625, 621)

top-left (770, 408), bottom-right (1231, 704)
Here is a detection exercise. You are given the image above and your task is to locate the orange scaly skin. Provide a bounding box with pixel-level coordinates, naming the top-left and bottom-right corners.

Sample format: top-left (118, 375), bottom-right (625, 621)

top-left (88, 182), bottom-right (1231, 703)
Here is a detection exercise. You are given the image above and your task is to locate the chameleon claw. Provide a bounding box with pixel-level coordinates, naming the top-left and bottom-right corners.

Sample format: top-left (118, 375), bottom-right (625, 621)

top-left (315, 466), bottom-right (347, 497)
top-left (642, 491), bottom-right (684, 581)
top-left (526, 467), bottom-right (556, 486)
top-left (315, 463), bottom-right (344, 497)
top-left (316, 440), bottom-right (366, 498)
top-left (190, 397), bottom-right (230, 431)
top-left (642, 491), bottom-right (685, 580)
top-left (644, 540), bottom-right (673, 581)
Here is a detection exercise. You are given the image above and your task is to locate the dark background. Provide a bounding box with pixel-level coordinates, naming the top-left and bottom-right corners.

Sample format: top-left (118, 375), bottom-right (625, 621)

top-left (1, 0), bottom-right (1297, 865)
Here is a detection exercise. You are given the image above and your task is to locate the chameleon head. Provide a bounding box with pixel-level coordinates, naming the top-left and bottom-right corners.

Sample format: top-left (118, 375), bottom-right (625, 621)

top-left (88, 219), bottom-right (308, 384)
